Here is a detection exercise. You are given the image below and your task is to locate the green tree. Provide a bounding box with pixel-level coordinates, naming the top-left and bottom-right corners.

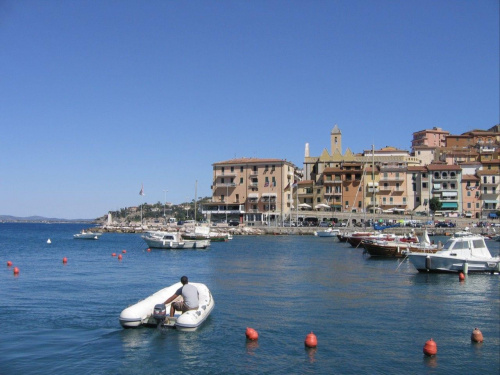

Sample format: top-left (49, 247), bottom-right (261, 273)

top-left (429, 197), bottom-right (442, 213)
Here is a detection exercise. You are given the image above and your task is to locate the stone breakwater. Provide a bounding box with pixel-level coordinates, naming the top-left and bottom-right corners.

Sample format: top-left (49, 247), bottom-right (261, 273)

top-left (87, 223), bottom-right (489, 237)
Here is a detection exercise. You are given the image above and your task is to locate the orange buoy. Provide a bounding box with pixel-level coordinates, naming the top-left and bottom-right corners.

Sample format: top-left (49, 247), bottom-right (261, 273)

top-left (147, 248), bottom-right (151, 252)
top-left (245, 327), bottom-right (258, 340)
top-left (112, 253), bottom-right (116, 257)
top-left (13, 267), bottom-right (19, 275)
top-left (62, 257), bottom-right (68, 264)
top-left (423, 338), bottom-right (437, 356)
top-left (471, 328), bottom-right (484, 343)
top-left (459, 272), bottom-right (465, 281)
top-left (122, 250), bottom-right (127, 253)
top-left (7, 261), bottom-right (13, 267)
top-left (118, 254), bottom-right (123, 260)
top-left (305, 332), bottom-right (318, 348)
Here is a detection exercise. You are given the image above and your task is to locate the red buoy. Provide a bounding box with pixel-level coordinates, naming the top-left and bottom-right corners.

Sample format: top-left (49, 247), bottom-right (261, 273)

top-left (13, 267), bottom-right (19, 275)
top-left (245, 327), bottom-right (258, 340)
top-left (7, 261), bottom-right (13, 267)
top-left (112, 253), bottom-right (116, 257)
top-left (118, 254), bottom-right (123, 260)
top-left (305, 332), bottom-right (318, 348)
top-left (471, 328), bottom-right (484, 343)
top-left (122, 250), bottom-right (127, 253)
top-left (147, 248), bottom-right (151, 252)
top-left (459, 272), bottom-right (465, 281)
top-left (62, 257), bottom-right (68, 264)
top-left (423, 338), bottom-right (437, 356)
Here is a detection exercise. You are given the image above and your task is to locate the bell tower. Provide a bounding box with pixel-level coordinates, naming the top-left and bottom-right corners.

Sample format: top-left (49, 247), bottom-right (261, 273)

top-left (330, 124), bottom-right (342, 155)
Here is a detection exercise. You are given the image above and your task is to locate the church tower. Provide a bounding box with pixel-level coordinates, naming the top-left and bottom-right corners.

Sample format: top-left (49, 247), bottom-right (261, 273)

top-left (330, 124), bottom-right (342, 155)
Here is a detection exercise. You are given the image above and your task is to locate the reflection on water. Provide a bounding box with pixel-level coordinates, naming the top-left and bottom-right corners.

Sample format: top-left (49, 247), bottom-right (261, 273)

top-left (0, 225), bottom-right (498, 375)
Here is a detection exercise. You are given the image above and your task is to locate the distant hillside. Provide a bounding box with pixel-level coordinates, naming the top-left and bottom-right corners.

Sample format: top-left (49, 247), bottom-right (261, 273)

top-left (0, 215), bottom-right (94, 223)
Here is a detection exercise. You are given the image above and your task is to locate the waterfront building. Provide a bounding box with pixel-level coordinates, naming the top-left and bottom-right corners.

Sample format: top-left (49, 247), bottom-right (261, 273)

top-left (427, 163), bottom-right (462, 216)
top-left (477, 157), bottom-right (500, 218)
top-left (202, 158), bottom-right (302, 225)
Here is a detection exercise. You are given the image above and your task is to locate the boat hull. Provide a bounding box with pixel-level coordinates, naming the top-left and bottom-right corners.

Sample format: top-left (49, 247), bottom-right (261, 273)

top-left (408, 253), bottom-right (500, 273)
top-left (119, 282), bottom-right (214, 330)
top-left (142, 237), bottom-right (210, 249)
top-left (73, 233), bottom-right (102, 240)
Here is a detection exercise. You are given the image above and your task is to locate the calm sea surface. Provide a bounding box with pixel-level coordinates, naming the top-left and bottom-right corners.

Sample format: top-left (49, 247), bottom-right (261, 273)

top-left (0, 223), bottom-right (499, 374)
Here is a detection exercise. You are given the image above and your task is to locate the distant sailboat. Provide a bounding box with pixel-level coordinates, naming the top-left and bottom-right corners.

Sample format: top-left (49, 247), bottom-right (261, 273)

top-left (47, 238), bottom-right (51, 244)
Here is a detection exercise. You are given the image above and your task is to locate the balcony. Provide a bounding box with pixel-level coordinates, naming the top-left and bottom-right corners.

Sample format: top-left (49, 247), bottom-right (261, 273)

top-left (380, 176), bottom-right (405, 182)
top-left (216, 171), bottom-right (237, 177)
top-left (324, 178), bottom-right (342, 184)
top-left (432, 175), bottom-right (458, 181)
top-left (215, 182), bottom-right (237, 188)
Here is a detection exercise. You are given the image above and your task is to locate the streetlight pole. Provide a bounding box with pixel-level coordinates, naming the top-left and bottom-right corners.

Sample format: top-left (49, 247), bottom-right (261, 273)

top-left (163, 189), bottom-right (168, 222)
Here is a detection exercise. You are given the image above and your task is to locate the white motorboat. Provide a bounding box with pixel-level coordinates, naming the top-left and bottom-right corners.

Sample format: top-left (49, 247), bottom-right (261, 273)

top-left (142, 231), bottom-right (210, 249)
top-left (407, 232), bottom-right (500, 273)
top-left (73, 230), bottom-right (102, 240)
top-left (119, 282), bottom-right (214, 331)
top-left (314, 228), bottom-right (340, 237)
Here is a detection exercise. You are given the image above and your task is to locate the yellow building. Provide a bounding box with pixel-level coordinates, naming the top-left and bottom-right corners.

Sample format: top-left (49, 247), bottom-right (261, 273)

top-left (202, 158), bottom-right (302, 225)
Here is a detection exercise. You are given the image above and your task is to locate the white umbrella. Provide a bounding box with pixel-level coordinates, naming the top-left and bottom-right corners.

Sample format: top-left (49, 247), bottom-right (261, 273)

top-left (315, 204), bottom-right (330, 209)
top-left (298, 203), bottom-right (311, 208)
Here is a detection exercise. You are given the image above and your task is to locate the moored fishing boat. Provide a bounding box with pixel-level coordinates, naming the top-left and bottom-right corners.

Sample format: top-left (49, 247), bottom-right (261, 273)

top-left (73, 230), bottom-right (102, 240)
top-left (119, 282), bottom-right (214, 331)
top-left (407, 231), bottom-right (500, 273)
top-left (142, 231), bottom-right (210, 249)
top-left (363, 230), bottom-right (439, 258)
top-left (314, 228), bottom-right (340, 237)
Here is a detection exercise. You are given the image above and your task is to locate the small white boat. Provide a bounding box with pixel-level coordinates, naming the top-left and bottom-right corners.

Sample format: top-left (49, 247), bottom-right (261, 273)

top-left (119, 282), bottom-right (214, 331)
top-left (142, 231), bottom-right (210, 249)
top-left (314, 228), bottom-right (340, 237)
top-left (407, 231), bottom-right (500, 273)
top-left (73, 231), bottom-right (102, 240)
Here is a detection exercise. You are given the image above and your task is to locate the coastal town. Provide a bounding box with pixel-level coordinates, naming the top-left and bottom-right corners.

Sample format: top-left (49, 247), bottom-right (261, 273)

top-left (97, 124), bottom-right (499, 236)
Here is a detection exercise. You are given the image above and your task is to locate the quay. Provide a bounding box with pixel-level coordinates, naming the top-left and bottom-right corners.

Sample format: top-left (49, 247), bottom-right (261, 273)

top-left (90, 212), bottom-right (496, 237)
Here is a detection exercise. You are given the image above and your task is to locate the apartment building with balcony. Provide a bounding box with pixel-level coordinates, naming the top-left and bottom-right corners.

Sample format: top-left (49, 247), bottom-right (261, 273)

top-left (407, 166), bottom-right (430, 213)
top-left (427, 163), bottom-right (462, 216)
top-left (411, 127), bottom-right (450, 152)
top-left (202, 158), bottom-right (301, 225)
top-left (477, 158), bottom-right (499, 218)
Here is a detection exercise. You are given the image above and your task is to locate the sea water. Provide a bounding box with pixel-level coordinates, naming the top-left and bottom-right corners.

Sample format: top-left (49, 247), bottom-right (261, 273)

top-left (0, 223), bottom-right (499, 374)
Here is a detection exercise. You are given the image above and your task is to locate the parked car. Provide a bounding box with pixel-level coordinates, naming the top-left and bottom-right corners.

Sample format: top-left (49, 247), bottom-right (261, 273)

top-left (228, 220), bottom-right (239, 226)
top-left (319, 221), bottom-right (331, 227)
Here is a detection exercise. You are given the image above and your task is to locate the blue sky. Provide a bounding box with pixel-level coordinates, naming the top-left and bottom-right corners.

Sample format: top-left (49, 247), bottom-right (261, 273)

top-left (1, 0), bottom-right (498, 219)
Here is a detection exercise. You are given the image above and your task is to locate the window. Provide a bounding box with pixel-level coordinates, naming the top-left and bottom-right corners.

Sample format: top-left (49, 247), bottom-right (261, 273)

top-left (476, 203), bottom-right (479, 208)
top-left (272, 177), bottom-right (276, 186)
top-left (484, 176), bottom-right (487, 183)
top-left (317, 189), bottom-right (321, 194)
top-left (467, 203), bottom-right (471, 208)
top-left (235, 194), bottom-right (239, 201)
top-left (240, 166), bottom-right (243, 172)
top-left (253, 166), bottom-right (257, 172)
top-left (230, 166), bottom-right (234, 172)
top-left (358, 201), bottom-right (362, 208)
top-left (221, 167), bottom-right (225, 173)
top-left (221, 178), bottom-right (225, 184)
top-left (240, 177), bottom-right (243, 184)
top-left (423, 182), bottom-right (428, 189)
top-left (317, 197), bottom-right (321, 203)
top-left (467, 191), bottom-right (471, 197)
top-left (493, 176), bottom-right (496, 184)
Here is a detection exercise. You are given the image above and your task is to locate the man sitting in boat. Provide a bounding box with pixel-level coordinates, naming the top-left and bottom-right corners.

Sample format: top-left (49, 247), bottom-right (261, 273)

top-left (163, 276), bottom-right (199, 317)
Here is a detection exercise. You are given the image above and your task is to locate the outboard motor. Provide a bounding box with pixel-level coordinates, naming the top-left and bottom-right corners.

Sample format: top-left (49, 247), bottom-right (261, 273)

top-left (153, 304), bottom-right (167, 328)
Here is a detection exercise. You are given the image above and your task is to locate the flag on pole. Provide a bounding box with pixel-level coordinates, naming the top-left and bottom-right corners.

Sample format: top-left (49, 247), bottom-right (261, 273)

top-left (139, 183), bottom-right (145, 196)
